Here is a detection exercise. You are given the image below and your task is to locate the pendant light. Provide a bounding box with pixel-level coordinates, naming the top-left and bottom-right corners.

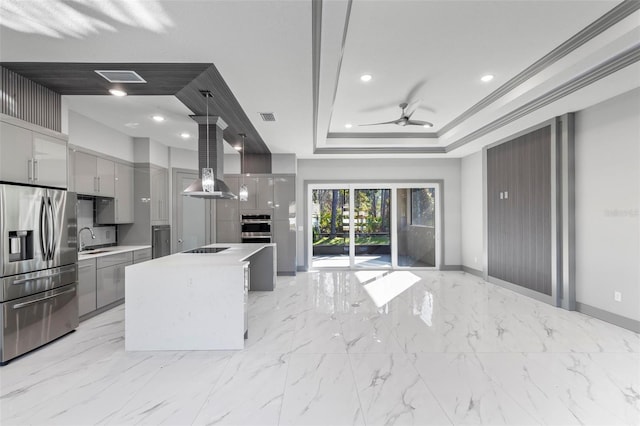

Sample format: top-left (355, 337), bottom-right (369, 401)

top-left (201, 92), bottom-right (215, 193)
top-left (182, 91), bottom-right (237, 199)
top-left (238, 133), bottom-right (249, 201)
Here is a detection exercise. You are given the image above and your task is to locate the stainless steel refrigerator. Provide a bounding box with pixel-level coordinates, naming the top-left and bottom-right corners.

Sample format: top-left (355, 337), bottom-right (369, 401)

top-left (0, 184), bottom-right (78, 364)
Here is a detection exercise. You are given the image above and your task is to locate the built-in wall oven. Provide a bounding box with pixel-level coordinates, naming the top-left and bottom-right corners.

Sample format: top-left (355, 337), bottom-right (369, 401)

top-left (0, 184), bottom-right (78, 365)
top-left (241, 214), bottom-right (272, 243)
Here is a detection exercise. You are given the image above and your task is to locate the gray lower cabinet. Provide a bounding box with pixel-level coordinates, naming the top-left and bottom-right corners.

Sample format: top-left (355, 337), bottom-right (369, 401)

top-left (79, 249), bottom-right (150, 319)
top-left (78, 258), bottom-right (97, 317)
top-left (133, 248), bottom-right (152, 263)
top-left (274, 220), bottom-right (296, 274)
top-left (97, 261), bottom-right (131, 308)
top-left (96, 252), bottom-right (133, 309)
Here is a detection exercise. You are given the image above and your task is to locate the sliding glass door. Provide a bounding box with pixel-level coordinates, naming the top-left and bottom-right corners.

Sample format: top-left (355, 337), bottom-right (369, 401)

top-left (311, 187), bottom-right (350, 268)
top-left (354, 188), bottom-right (392, 268)
top-left (309, 183), bottom-right (439, 269)
top-left (396, 187), bottom-right (437, 267)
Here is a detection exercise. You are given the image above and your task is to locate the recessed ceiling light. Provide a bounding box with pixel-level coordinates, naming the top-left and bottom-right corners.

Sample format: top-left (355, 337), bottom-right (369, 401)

top-left (234, 146), bottom-right (242, 151)
top-left (345, 123), bottom-right (353, 129)
top-left (180, 132), bottom-right (190, 139)
top-left (109, 89), bottom-right (127, 97)
top-left (481, 74), bottom-right (494, 83)
top-left (360, 74), bottom-right (372, 82)
top-left (124, 122), bottom-right (139, 128)
top-left (152, 115), bottom-right (165, 122)
top-left (423, 123), bottom-right (433, 128)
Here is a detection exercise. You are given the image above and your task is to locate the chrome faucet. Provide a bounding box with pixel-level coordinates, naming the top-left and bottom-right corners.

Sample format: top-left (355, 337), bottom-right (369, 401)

top-left (78, 227), bottom-right (96, 251)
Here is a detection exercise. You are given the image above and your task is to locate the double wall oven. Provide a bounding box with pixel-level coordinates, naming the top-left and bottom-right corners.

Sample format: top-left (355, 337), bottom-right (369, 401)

top-left (0, 184), bottom-right (78, 364)
top-left (241, 214), bottom-right (272, 244)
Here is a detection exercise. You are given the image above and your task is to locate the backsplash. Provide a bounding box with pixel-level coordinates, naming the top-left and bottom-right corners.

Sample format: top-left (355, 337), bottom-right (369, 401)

top-left (77, 198), bottom-right (116, 249)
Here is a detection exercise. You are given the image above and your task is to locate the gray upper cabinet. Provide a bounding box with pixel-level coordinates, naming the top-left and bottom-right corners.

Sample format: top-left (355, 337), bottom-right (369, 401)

top-left (74, 151), bottom-right (115, 197)
top-left (0, 120), bottom-right (67, 188)
top-left (96, 162), bottom-right (134, 224)
top-left (150, 166), bottom-right (169, 223)
top-left (256, 177), bottom-right (274, 210)
top-left (97, 157), bottom-right (115, 197)
top-left (217, 176), bottom-right (240, 221)
top-left (115, 163), bottom-right (134, 223)
top-left (74, 151), bottom-right (96, 194)
top-left (216, 220), bottom-right (241, 243)
top-left (0, 121), bottom-right (32, 185)
top-left (273, 175), bottom-right (295, 220)
top-left (238, 176), bottom-right (257, 210)
top-left (32, 132), bottom-right (68, 188)
top-left (238, 176), bottom-right (273, 210)
top-left (215, 173), bottom-right (296, 274)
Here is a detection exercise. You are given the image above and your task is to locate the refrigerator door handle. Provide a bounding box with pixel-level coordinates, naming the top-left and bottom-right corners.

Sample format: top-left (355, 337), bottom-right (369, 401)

top-left (39, 197), bottom-right (48, 260)
top-left (47, 197), bottom-right (55, 260)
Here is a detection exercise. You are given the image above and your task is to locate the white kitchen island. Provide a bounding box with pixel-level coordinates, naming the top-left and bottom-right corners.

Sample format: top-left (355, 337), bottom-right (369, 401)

top-left (124, 243), bottom-right (275, 351)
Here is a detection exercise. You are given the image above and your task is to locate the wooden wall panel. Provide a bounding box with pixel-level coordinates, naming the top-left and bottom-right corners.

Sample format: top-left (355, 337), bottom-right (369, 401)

top-left (487, 125), bottom-right (552, 295)
top-left (1, 66), bottom-right (61, 132)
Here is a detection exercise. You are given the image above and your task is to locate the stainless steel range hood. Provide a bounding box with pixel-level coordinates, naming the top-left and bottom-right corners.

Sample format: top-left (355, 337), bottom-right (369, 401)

top-left (183, 92), bottom-right (237, 199)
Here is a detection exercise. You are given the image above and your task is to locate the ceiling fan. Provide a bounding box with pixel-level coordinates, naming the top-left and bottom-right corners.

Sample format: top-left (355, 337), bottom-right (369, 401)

top-left (359, 99), bottom-right (433, 128)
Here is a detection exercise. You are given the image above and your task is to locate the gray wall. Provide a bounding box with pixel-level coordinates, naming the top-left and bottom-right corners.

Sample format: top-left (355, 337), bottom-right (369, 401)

top-left (574, 88), bottom-right (639, 321)
top-left (296, 158), bottom-right (462, 269)
top-left (458, 88), bottom-right (639, 323)
top-left (461, 151), bottom-right (483, 271)
top-left (69, 111), bottom-right (134, 161)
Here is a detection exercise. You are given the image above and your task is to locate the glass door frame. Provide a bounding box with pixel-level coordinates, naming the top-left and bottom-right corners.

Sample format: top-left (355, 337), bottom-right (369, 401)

top-left (307, 182), bottom-right (441, 270)
top-left (308, 183), bottom-right (351, 269)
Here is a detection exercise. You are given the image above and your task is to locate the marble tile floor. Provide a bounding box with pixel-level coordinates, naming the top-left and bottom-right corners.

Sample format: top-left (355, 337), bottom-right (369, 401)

top-left (1, 270), bottom-right (638, 425)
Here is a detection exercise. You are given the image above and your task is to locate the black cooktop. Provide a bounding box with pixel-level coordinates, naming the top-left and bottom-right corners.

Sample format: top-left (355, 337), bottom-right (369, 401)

top-left (183, 247), bottom-right (229, 254)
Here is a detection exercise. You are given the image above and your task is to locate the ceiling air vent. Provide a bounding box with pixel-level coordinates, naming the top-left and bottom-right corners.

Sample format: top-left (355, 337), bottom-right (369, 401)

top-left (259, 112), bottom-right (276, 122)
top-left (95, 70), bottom-right (147, 83)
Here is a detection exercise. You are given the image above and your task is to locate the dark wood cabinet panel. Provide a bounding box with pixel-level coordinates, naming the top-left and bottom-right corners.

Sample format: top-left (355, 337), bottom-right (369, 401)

top-left (487, 125), bottom-right (551, 295)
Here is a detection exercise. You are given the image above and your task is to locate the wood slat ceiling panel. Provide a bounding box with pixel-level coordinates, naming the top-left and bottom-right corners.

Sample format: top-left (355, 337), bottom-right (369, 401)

top-left (0, 62), bottom-right (211, 95)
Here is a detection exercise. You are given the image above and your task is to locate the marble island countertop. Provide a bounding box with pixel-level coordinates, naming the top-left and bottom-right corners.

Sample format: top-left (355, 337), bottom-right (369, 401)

top-left (137, 243), bottom-right (276, 266)
top-left (125, 243), bottom-right (276, 351)
top-left (78, 245), bottom-right (151, 260)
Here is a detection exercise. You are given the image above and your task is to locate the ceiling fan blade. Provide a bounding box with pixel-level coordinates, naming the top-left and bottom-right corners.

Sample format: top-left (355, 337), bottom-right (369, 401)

top-left (404, 99), bottom-right (422, 119)
top-left (406, 79), bottom-right (428, 104)
top-left (407, 119), bottom-right (434, 128)
top-left (358, 120), bottom-right (399, 126)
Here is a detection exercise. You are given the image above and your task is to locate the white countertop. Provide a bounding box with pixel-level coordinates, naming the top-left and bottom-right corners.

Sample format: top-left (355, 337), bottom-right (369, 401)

top-left (125, 242), bottom-right (276, 351)
top-left (78, 245), bottom-right (151, 261)
top-left (127, 243), bottom-right (275, 268)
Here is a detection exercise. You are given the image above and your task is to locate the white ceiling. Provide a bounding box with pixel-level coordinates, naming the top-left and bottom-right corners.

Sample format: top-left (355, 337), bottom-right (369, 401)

top-left (63, 95), bottom-right (238, 153)
top-left (1, 0), bottom-right (638, 159)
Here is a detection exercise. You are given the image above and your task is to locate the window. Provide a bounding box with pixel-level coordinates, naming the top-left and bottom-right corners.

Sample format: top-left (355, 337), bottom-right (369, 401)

top-left (411, 188), bottom-right (435, 226)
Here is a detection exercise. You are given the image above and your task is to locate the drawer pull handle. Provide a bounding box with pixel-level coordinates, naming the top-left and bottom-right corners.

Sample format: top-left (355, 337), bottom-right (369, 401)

top-left (13, 288), bottom-right (76, 309)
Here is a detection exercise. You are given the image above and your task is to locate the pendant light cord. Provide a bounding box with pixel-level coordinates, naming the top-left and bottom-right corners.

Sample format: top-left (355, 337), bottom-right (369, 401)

top-left (205, 93), bottom-right (210, 170)
top-left (242, 134), bottom-right (245, 181)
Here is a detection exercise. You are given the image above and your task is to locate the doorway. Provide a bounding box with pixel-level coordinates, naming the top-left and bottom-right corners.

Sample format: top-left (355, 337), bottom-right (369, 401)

top-left (308, 183), bottom-right (440, 269)
top-left (172, 168), bottom-right (212, 253)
